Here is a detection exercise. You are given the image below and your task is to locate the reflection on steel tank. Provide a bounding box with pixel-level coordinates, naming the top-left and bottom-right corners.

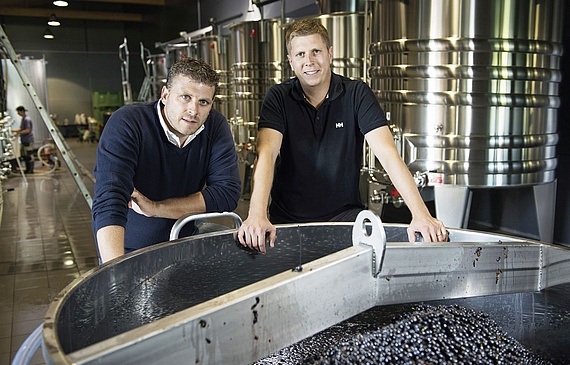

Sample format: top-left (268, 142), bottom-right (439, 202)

top-left (196, 35), bottom-right (233, 120)
top-left (230, 19), bottom-right (283, 140)
top-left (312, 12), bottom-right (366, 81)
top-left (144, 53), bottom-right (169, 101)
top-left (369, 0), bottom-right (564, 240)
top-left (147, 54), bottom-right (168, 82)
top-left (319, 0), bottom-right (364, 13)
top-left (229, 19), bottom-right (283, 199)
top-left (164, 43), bottom-right (197, 69)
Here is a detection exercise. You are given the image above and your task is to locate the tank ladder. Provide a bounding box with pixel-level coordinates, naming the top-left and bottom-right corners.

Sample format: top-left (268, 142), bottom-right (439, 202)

top-left (119, 38), bottom-right (133, 104)
top-left (137, 42), bottom-right (158, 103)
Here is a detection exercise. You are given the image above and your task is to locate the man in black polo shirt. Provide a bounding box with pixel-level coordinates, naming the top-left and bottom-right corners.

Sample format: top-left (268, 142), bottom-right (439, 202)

top-left (237, 18), bottom-right (447, 252)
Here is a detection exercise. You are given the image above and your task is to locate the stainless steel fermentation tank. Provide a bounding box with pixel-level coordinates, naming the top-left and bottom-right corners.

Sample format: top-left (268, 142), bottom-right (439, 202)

top-left (229, 19), bottom-right (283, 197)
top-left (229, 19), bottom-right (283, 142)
top-left (368, 0), bottom-right (563, 241)
top-left (195, 35), bottom-right (233, 119)
top-left (41, 211), bottom-right (570, 364)
top-left (313, 12), bottom-right (366, 80)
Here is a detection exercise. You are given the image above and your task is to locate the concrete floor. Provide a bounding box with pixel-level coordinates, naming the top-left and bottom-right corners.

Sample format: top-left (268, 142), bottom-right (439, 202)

top-left (0, 139), bottom-right (99, 365)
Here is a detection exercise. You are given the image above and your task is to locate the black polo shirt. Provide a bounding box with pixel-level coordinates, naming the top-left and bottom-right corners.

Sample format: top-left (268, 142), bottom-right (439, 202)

top-left (258, 72), bottom-right (388, 223)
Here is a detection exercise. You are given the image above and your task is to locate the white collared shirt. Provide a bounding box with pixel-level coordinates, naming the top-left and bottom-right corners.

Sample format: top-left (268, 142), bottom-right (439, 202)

top-left (157, 101), bottom-right (204, 148)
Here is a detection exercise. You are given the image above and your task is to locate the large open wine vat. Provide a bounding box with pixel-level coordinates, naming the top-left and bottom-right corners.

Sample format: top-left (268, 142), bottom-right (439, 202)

top-left (42, 211), bottom-right (570, 364)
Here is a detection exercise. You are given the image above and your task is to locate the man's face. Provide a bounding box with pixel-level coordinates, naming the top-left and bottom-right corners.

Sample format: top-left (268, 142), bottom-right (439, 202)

top-left (287, 34), bottom-right (333, 89)
top-left (160, 75), bottom-right (215, 139)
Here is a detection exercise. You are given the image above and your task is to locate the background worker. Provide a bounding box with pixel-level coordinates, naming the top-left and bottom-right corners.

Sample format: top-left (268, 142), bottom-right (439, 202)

top-left (11, 105), bottom-right (34, 174)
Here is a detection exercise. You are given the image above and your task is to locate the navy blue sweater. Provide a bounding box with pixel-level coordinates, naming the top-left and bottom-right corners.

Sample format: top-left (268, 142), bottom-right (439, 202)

top-left (92, 101), bottom-right (241, 251)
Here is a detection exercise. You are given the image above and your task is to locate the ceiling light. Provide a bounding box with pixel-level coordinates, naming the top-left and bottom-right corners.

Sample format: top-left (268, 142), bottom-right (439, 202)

top-left (48, 14), bottom-right (61, 27)
top-left (44, 28), bottom-right (55, 39)
top-left (53, 0), bottom-right (69, 6)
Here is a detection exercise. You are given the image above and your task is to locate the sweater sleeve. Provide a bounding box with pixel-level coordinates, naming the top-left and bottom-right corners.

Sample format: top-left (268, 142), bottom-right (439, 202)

top-left (91, 105), bottom-right (142, 232)
top-left (200, 112), bottom-right (241, 213)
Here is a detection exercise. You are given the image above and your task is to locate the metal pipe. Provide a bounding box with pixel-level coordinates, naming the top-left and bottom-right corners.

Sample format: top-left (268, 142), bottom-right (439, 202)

top-left (209, 13), bottom-right (244, 27)
top-left (154, 25), bottom-right (214, 50)
top-left (253, 0), bottom-right (281, 7)
top-left (197, 0), bottom-right (201, 29)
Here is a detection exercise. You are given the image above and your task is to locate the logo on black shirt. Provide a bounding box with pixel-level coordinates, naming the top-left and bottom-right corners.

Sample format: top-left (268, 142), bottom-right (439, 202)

top-left (335, 122), bottom-right (344, 129)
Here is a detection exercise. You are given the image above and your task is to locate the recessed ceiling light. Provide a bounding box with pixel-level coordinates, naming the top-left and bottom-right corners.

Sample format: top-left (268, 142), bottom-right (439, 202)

top-left (53, 0), bottom-right (69, 6)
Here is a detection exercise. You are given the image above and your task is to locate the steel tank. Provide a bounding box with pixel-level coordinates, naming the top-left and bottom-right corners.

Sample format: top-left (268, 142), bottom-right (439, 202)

top-left (196, 35), bottom-right (233, 120)
top-left (164, 43), bottom-right (197, 70)
top-left (368, 0), bottom-right (564, 237)
top-left (370, 0), bottom-right (562, 187)
top-left (312, 12), bottom-right (366, 80)
top-left (230, 19), bottom-right (283, 134)
top-left (146, 54), bottom-right (168, 82)
top-left (229, 19), bottom-right (283, 198)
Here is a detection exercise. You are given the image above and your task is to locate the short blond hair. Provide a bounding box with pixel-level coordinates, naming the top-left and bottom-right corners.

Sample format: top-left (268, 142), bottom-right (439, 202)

top-left (285, 18), bottom-right (331, 55)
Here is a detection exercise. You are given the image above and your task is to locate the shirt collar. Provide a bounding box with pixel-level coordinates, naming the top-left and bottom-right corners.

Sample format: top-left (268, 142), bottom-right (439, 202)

top-left (291, 71), bottom-right (344, 103)
top-left (157, 101), bottom-right (204, 148)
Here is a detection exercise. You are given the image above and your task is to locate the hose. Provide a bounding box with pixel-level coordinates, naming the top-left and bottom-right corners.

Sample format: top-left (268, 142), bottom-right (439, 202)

top-left (11, 324), bottom-right (43, 365)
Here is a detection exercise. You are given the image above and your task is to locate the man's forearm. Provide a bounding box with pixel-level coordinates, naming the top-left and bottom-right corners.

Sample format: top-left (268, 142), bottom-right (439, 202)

top-left (151, 192), bottom-right (207, 220)
top-left (384, 158), bottom-right (431, 218)
top-left (130, 188), bottom-right (208, 220)
top-left (97, 225), bottom-right (125, 263)
top-left (247, 154), bottom-right (275, 218)
top-left (366, 127), bottom-right (431, 218)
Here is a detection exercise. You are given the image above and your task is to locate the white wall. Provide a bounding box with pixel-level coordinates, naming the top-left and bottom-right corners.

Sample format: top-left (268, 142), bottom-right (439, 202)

top-left (3, 58), bottom-right (50, 146)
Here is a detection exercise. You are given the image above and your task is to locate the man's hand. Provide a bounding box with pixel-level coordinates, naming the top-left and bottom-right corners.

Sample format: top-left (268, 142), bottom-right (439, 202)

top-left (129, 188), bottom-right (157, 217)
top-left (237, 215), bottom-right (277, 253)
top-left (407, 214), bottom-right (448, 242)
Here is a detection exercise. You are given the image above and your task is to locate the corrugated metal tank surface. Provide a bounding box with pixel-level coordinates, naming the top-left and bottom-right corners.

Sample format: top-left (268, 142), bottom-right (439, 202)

top-left (196, 35), bottom-right (233, 119)
top-left (369, 0), bottom-right (564, 187)
top-left (230, 19), bottom-right (283, 126)
top-left (314, 12), bottom-right (366, 80)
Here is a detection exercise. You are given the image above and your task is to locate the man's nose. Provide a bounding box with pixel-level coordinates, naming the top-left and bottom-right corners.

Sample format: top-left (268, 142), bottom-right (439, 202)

top-left (187, 102), bottom-right (198, 115)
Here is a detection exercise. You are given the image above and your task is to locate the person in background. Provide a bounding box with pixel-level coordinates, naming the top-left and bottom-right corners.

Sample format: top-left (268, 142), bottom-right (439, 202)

top-left (92, 58), bottom-right (241, 263)
top-left (12, 105), bottom-right (35, 174)
top-left (237, 19), bottom-right (448, 253)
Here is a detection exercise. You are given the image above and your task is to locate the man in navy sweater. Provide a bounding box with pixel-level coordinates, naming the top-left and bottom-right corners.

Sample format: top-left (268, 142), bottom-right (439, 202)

top-left (92, 58), bottom-right (241, 263)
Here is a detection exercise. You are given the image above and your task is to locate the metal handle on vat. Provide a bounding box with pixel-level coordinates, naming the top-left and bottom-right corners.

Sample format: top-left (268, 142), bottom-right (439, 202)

top-left (169, 211), bottom-right (243, 241)
top-left (352, 210), bottom-right (387, 277)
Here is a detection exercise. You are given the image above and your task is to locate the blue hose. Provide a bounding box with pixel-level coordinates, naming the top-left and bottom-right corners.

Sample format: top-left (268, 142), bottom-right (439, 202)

top-left (11, 324), bottom-right (43, 365)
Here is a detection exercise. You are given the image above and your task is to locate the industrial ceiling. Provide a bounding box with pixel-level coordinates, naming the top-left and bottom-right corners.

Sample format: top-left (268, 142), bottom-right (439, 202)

top-left (0, 0), bottom-right (168, 23)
